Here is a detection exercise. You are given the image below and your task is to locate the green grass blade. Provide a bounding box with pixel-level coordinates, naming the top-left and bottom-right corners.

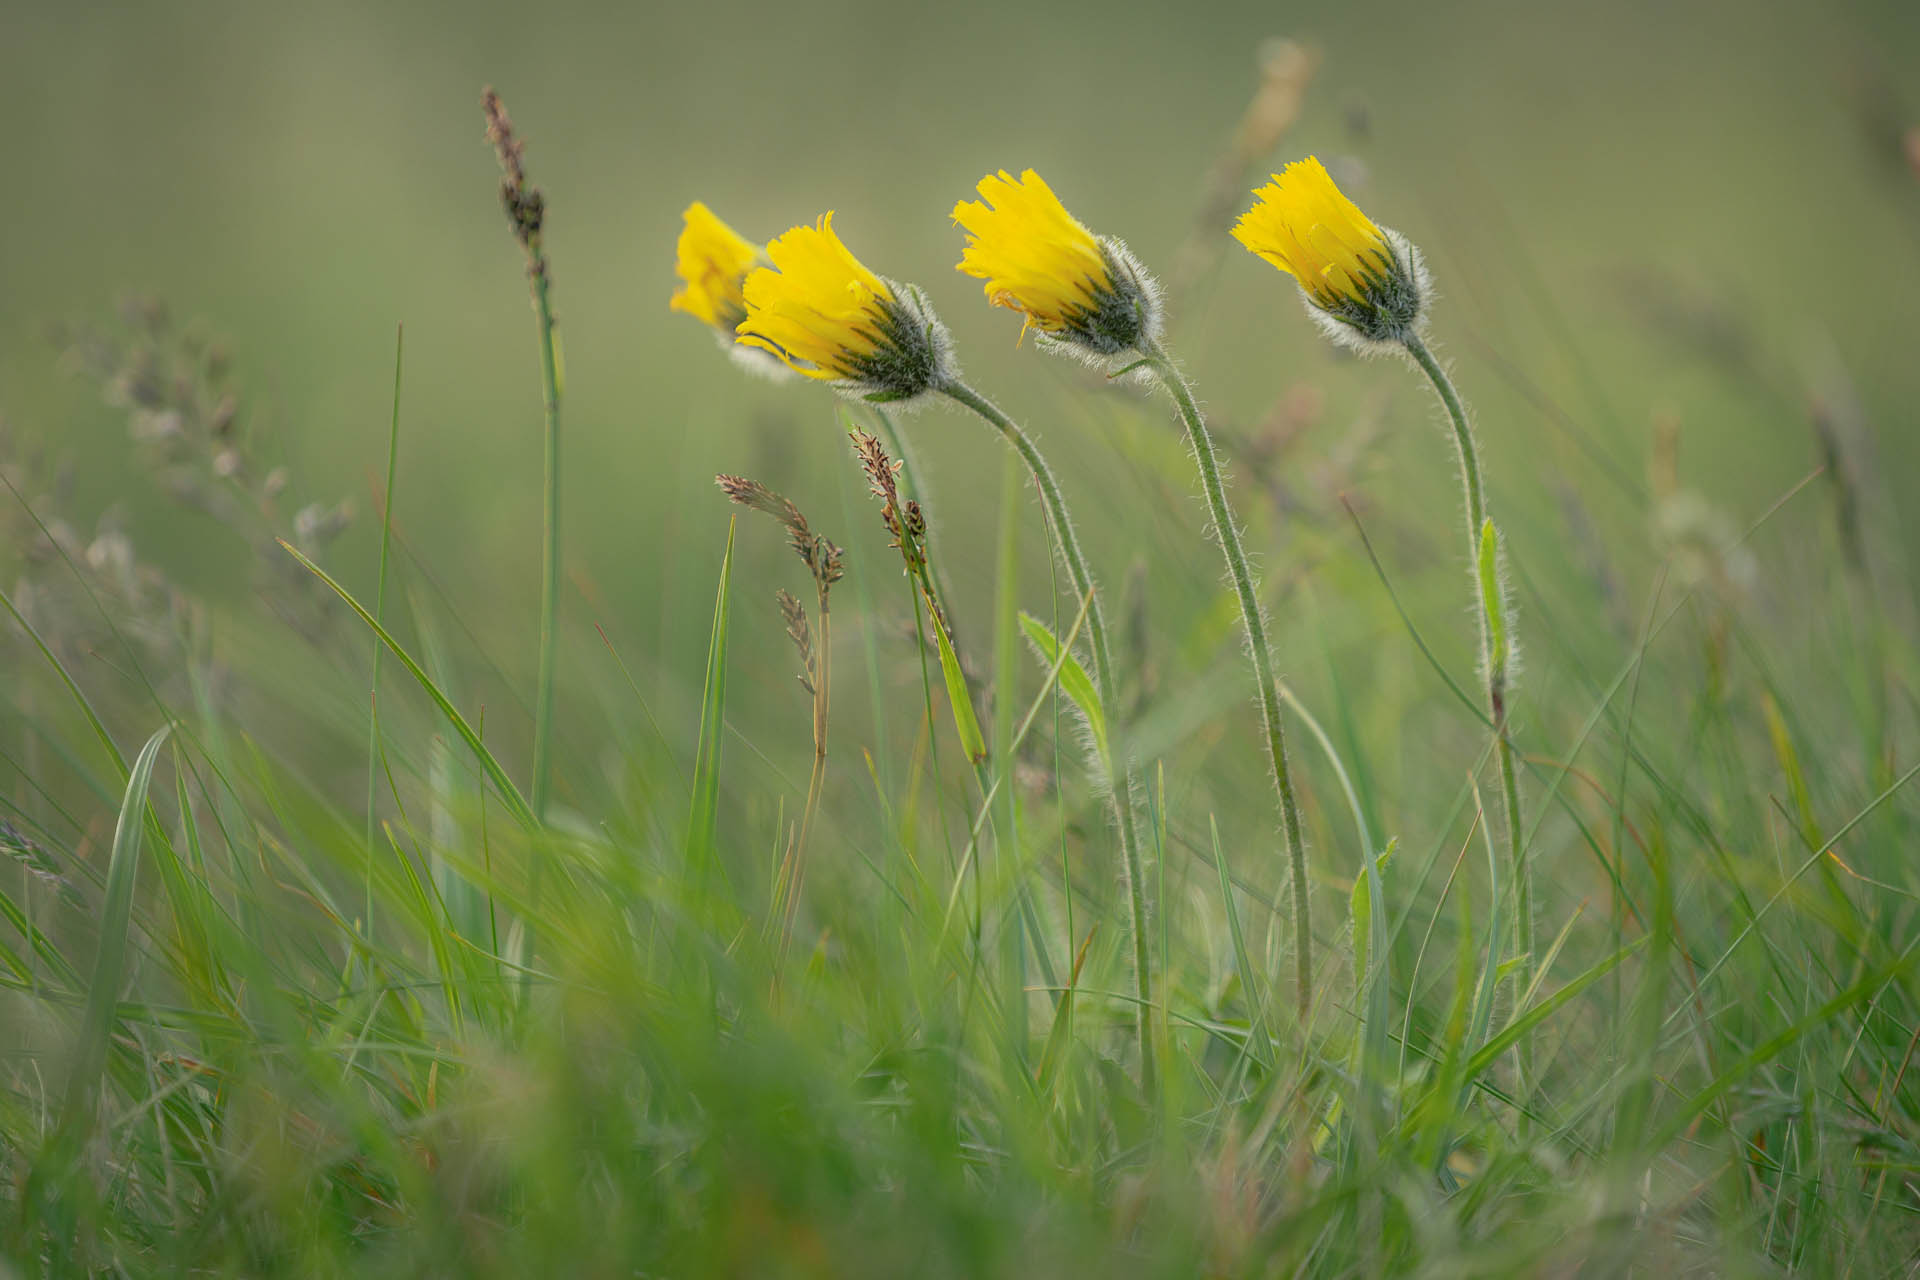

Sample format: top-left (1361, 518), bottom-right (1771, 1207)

top-left (278, 538), bottom-right (536, 830)
top-left (0, 583), bottom-right (128, 778)
top-left (1018, 612), bottom-right (1108, 767)
top-left (1652, 940), bottom-right (1920, 1150)
top-left (60, 722), bottom-right (171, 1137)
top-left (1461, 934), bottom-right (1648, 1083)
top-left (934, 606), bottom-right (986, 765)
top-left (685, 518), bottom-right (736, 883)
top-left (1211, 815), bottom-right (1272, 1069)
top-left (365, 321), bottom-right (405, 943)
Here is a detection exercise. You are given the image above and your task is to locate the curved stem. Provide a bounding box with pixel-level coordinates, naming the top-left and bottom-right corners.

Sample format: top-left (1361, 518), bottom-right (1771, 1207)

top-left (1408, 336), bottom-right (1485, 536)
top-left (1404, 335), bottom-right (1531, 1089)
top-left (940, 379), bottom-right (1156, 1091)
top-left (1144, 345), bottom-right (1314, 1024)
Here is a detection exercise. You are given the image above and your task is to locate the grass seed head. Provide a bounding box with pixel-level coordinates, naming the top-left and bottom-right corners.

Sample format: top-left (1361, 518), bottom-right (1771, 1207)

top-left (848, 428), bottom-right (927, 572)
top-left (716, 473), bottom-right (843, 595)
top-left (776, 588), bottom-right (817, 694)
top-left (482, 87), bottom-right (544, 250)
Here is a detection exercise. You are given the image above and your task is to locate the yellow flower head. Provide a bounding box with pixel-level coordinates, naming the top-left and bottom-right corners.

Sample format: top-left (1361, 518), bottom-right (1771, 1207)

top-left (670, 202), bottom-right (764, 331)
top-left (1233, 156), bottom-right (1426, 349)
top-left (736, 214), bottom-right (951, 402)
top-left (953, 169), bottom-right (1160, 359)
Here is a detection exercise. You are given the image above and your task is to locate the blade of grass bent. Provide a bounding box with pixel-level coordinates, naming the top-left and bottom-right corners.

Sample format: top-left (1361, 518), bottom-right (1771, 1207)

top-left (61, 723), bottom-right (172, 1139)
top-left (685, 519), bottom-right (736, 889)
top-left (279, 539), bottom-right (536, 830)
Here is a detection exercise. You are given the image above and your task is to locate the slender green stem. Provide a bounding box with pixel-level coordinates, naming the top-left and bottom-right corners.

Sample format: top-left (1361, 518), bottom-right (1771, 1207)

top-left (529, 265), bottom-right (562, 821)
top-left (365, 324), bottom-right (404, 945)
top-left (1144, 344), bottom-right (1314, 1024)
top-left (481, 89), bottom-right (558, 1009)
top-left (940, 379), bottom-right (1155, 1091)
top-left (1404, 334), bottom-right (1531, 1087)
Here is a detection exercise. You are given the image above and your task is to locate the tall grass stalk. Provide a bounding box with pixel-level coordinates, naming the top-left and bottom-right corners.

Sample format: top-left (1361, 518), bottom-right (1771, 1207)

top-left (716, 471), bottom-right (843, 951)
top-left (363, 324), bottom-right (403, 944)
top-left (482, 87), bottom-right (562, 823)
top-left (528, 262), bottom-right (562, 822)
top-left (1142, 343), bottom-right (1315, 1023)
top-left (939, 378), bottom-right (1155, 1089)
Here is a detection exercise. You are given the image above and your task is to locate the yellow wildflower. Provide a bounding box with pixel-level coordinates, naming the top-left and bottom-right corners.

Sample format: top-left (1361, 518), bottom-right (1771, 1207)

top-left (670, 202), bottom-right (763, 331)
top-left (1233, 156), bottom-right (1426, 348)
top-left (737, 214), bottom-right (950, 401)
top-left (953, 169), bottom-right (1159, 358)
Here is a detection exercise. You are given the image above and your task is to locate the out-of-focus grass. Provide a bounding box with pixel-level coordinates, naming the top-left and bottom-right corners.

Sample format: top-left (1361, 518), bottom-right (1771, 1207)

top-left (4, 0), bottom-right (1920, 1273)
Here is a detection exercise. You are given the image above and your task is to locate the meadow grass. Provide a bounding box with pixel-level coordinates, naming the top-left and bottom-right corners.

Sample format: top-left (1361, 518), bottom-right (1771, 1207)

top-left (4, 83), bottom-right (1920, 1280)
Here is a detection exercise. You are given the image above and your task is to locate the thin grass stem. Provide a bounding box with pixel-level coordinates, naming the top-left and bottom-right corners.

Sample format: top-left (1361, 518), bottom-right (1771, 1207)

top-left (365, 324), bottom-right (403, 947)
top-left (529, 263), bottom-right (562, 822)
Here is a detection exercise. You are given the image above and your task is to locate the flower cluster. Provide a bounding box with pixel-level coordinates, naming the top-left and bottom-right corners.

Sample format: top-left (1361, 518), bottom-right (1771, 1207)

top-left (670, 153), bottom-right (1428, 386)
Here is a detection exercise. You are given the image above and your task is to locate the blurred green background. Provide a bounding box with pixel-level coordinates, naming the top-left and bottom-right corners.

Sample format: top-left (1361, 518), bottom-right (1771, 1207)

top-left (6, 6), bottom-right (1920, 1269)
top-left (4, 0), bottom-right (1918, 814)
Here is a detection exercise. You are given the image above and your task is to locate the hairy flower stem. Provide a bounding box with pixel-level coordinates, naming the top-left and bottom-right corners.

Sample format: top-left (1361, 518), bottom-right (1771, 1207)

top-left (940, 379), bottom-right (1155, 1091)
top-left (1404, 335), bottom-right (1531, 1089)
top-left (1143, 344), bottom-right (1313, 1024)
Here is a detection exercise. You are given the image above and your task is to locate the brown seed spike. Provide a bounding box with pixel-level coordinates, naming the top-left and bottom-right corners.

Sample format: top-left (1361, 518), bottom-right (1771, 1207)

top-left (776, 588), bottom-right (816, 693)
top-left (482, 88), bottom-right (545, 249)
top-left (716, 474), bottom-right (843, 597)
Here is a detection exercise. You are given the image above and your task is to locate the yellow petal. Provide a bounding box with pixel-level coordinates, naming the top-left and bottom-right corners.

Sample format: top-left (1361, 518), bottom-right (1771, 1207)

top-left (954, 169), bottom-right (1112, 336)
top-left (1231, 157), bottom-right (1388, 308)
top-left (670, 202), bottom-right (764, 331)
top-left (736, 214), bottom-right (895, 381)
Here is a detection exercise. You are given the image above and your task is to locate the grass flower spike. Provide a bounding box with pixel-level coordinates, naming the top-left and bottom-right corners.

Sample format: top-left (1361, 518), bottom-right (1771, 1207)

top-left (737, 214), bottom-right (952, 403)
top-left (954, 170), bottom-right (1161, 363)
top-left (1233, 156), bottom-right (1427, 353)
top-left (670, 201), bottom-right (763, 331)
